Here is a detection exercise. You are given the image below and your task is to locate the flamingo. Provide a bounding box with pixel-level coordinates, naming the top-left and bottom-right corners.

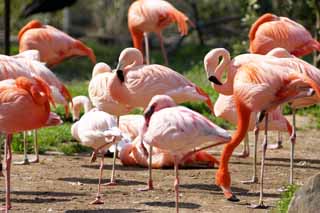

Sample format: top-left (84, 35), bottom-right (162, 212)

top-left (0, 76), bottom-right (62, 210)
top-left (70, 95), bottom-right (93, 121)
top-left (204, 48), bottom-right (320, 207)
top-left (249, 13), bottom-right (320, 57)
top-left (18, 19), bottom-right (96, 67)
top-left (71, 109), bottom-right (124, 204)
top-left (117, 114), bottom-right (220, 168)
top-left (0, 51), bottom-right (72, 164)
top-left (141, 95), bottom-right (230, 213)
top-left (128, 0), bottom-right (193, 65)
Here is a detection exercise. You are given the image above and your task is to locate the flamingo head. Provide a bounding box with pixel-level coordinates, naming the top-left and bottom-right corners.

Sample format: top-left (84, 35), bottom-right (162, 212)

top-left (92, 62), bottom-right (112, 78)
top-left (116, 47), bottom-right (144, 71)
top-left (204, 48), bottom-right (229, 85)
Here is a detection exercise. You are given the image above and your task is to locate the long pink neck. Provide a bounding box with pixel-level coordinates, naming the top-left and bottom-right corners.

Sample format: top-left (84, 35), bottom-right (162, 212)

top-left (212, 50), bottom-right (234, 95)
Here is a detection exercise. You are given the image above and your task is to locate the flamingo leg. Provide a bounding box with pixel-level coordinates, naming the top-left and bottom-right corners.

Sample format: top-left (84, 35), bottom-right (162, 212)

top-left (0, 134), bottom-right (3, 176)
top-left (1, 134), bottom-right (12, 211)
top-left (29, 129), bottom-right (39, 163)
top-left (289, 108), bottom-right (296, 185)
top-left (139, 144), bottom-right (154, 191)
top-left (90, 150), bottom-right (105, 205)
top-left (144, 32), bottom-right (150, 65)
top-left (242, 124), bottom-right (259, 184)
top-left (268, 131), bottom-right (283, 150)
top-left (250, 113), bottom-right (269, 209)
top-left (104, 116), bottom-right (119, 186)
top-left (157, 32), bottom-right (169, 66)
top-left (14, 131), bottom-right (30, 165)
top-left (174, 156), bottom-right (180, 213)
top-left (233, 133), bottom-right (250, 158)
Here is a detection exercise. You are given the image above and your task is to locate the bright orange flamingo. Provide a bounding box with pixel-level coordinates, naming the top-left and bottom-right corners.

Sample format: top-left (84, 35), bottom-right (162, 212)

top-left (118, 114), bottom-right (220, 168)
top-left (128, 0), bottom-right (193, 65)
top-left (0, 77), bottom-right (62, 211)
top-left (204, 48), bottom-right (320, 207)
top-left (71, 109), bottom-right (124, 204)
top-left (18, 19), bottom-right (96, 67)
top-left (141, 95), bottom-right (231, 212)
top-left (249, 13), bottom-right (320, 57)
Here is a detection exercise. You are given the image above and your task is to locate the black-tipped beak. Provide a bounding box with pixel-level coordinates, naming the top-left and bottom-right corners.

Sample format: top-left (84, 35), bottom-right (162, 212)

top-left (144, 105), bottom-right (155, 126)
top-left (116, 69), bottom-right (125, 83)
top-left (257, 110), bottom-right (266, 123)
top-left (208, 76), bottom-right (223, 85)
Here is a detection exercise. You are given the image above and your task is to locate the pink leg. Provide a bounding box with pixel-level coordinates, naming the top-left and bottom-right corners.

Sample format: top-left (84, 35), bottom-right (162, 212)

top-left (157, 32), bottom-right (169, 66)
top-left (29, 129), bottom-right (39, 163)
top-left (139, 145), bottom-right (154, 191)
top-left (14, 132), bottom-right (30, 165)
top-left (289, 108), bottom-right (296, 185)
top-left (90, 151), bottom-right (105, 205)
top-left (144, 32), bottom-right (150, 65)
top-left (174, 157), bottom-right (180, 213)
top-left (1, 134), bottom-right (12, 211)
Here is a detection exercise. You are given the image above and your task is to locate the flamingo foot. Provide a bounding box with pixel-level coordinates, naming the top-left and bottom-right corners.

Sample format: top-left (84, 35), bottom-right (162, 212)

top-left (224, 191), bottom-right (240, 202)
top-left (241, 176), bottom-right (258, 184)
top-left (267, 141), bottom-right (283, 150)
top-left (0, 204), bottom-right (12, 211)
top-left (90, 196), bottom-right (104, 205)
top-left (248, 202), bottom-right (269, 209)
top-left (13, 159), bottom-right (30, 165)
top-left (138, 180), bottom-right (154, 191)
top-left (29, 158), bottom-right (39, 163)
top-left (103, 181), bottom-right (117, 186)
top-left (233, 151), bottom-right (249, 158)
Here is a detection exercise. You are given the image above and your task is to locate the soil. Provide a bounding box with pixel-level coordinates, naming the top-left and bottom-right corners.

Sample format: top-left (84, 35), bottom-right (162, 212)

top-left (2, 115), bottom-right (320, 213)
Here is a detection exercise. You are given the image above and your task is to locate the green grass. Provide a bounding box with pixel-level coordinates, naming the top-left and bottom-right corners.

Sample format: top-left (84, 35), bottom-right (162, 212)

top-left (276, 184), bottom-right (299, 213)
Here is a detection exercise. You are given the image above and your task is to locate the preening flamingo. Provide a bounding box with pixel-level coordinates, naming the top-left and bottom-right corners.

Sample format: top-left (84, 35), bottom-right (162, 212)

top-left (118, 114), bottom-right (220, 168)
top-left (142, 95), bottom-right (230, 213)
top-left (89, 62), bottom-right (131, 186)
top-left (18, 19), bottom-right (96, 67)
top-left (70, 95), bottom-right (93, 121)
top-left (249, 13), bottom-right (320, 57)
top-left (204, 48), bottom-right (320, 207)
top-left (71, 109), bottom-right (124, 204)
top-left (0, 77), bottom-right (62, 210)
top-left (0, 51), bottom-right (72, 164)
top-left (128, 0), bottom-right (193, 65)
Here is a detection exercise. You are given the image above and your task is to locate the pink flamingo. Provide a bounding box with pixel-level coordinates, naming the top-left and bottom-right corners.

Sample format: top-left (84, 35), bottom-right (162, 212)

top-left (249, 13), bottom-right (320, 57)
top-left (204, 48), bottom-right (320, 207)
top-left (0, 51), bottom-right (72, 164)
top-left (141, 95), bottom-right (230, 213)
top-left (118, 115), bottom-right (220, 168)
top-left (18, 19), bottom-right (96, 67)
top-left (0, 76), bottom-right (62, 211)
top-left (71, 109), bottom-right (124, 204)
top-left (70, 95), bottom-right (93, 121)
top-left (128, 0), bottom-right (193, 64)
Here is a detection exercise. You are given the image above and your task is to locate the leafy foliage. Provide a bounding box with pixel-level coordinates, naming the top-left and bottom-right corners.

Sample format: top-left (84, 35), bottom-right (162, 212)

top-left (276, 184), bottom-right (299, 213)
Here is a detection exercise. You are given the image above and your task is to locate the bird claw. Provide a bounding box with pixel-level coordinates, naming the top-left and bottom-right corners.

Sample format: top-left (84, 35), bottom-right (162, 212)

top-left (13, 159), bottom-right (30, 165)
top-left (248, 203), bottom-right (269, 209)
top-left (103, 181), bottom-right (117, 186)
top-left (225, 193), bottom-right (240, 202)
top-left (29, 158), bottom-right (39, 163)
top-left (241, 176), bottom-right (258, 184)
top-left (90, 196), bottom-right (104, 205)
top-left (267, 142), bottom-right (283, 150)
top-left (233, 151), bottom-right (249, 158)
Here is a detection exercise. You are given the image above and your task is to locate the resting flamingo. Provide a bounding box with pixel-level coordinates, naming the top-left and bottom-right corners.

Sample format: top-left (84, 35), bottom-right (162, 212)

top-left (0, 51), bottom-right (72, 164)
top-left (204, 48), bottom-right (320, 207)
top-left (128, 0), bottom-right (193, 65)
top-left (18, 19), bottom-right (96, 67)
top-left (118, 114), bottom-right (220, 168)
top-left (141, 95), bottom-right (231, 213)
top-left (71, 109), bottom-right (124, 204)
top-left (249, 13), bottom-right (320, 57)
top-left (70, 95), bottom-right (93, 121)
top-left (0, 77), bottom-right (62, 210)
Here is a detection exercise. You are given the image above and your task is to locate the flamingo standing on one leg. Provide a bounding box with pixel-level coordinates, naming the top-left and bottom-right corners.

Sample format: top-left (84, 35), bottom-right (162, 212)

top-left (0, 77), bottom-right (62, 211)
top-left (70, 95), bottom-right (93, 121)
top-left (128, 0), bottom-right (193, 65)
top-left (204, 48), bottom-right (320, 207)
top-left (141, 95), bottom-right (231, 213)
top-left (18, 19), bottom-right (96, 67)
top-left (71, 109), bottom-right (124, 204)
top-left (249, 13), bottom-right (320, 57)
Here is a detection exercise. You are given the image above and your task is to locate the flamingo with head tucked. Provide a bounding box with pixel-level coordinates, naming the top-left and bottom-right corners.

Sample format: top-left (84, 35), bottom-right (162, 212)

top-left (0, 76), bottom-right (62, 211)
top-left (204, 48), bottom-right (320, 207)
top-left (128, 0), bottom-right (193, 65)
top-left (18, 19), bottom-right (96, 67)
top-left (70, 95), bottom-right (93, 121)
top-left (141, 95), bottom-right (231, 213)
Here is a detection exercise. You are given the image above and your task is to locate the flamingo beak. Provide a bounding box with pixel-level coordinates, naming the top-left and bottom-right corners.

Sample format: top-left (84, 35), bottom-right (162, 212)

top-left (144, 105), bottom-right (155, 127)
top-left (116, 69), bottom-right (125, 83)
top-left (208, 75), bottom-right (223, 85)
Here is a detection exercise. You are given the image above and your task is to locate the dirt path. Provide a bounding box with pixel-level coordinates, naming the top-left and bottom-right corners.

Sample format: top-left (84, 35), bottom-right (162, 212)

top-left (2, 116), bottom-right (320, 213)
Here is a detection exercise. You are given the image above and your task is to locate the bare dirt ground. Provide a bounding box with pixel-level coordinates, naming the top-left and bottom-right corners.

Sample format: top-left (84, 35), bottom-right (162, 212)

top-left (2, 115), bottom-right (320, 213)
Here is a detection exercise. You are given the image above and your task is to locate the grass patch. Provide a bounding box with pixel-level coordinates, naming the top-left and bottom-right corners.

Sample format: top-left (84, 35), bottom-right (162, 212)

top-left (276, 184), bottom-right (299, 213)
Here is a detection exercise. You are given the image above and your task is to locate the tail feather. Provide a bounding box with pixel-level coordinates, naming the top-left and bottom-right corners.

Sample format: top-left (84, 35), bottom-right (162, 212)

top-left (195, 86), bottom-right (214, 114)
top-left (249, 13), bottom-right (277, 42)
top-left (18, 20), bottom-right (43, 42)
